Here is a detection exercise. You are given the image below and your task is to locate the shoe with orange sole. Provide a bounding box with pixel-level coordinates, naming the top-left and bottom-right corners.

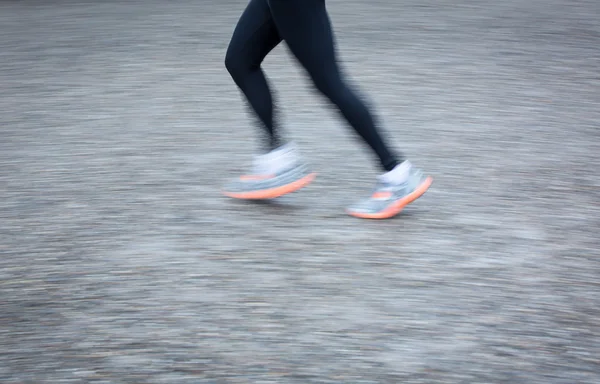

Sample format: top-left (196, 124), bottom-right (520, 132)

top-left (223, 162), bottom-right (316, 200)
top-left (346, 167), bottom-right (432, 219)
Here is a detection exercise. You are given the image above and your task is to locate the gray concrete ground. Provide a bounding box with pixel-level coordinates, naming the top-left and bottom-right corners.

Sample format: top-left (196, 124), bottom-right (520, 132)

top-left (1, 0), bottom-right (599, 382)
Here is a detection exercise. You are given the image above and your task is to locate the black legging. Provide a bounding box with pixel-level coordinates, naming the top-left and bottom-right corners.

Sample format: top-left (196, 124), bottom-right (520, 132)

top-left (225, 0), bottom-right (401, 171)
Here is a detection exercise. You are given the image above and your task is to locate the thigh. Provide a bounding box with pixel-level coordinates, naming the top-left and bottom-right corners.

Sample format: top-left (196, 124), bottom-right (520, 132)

top-left (268, 0), bottom-right (339, 80)
top-left (226, 0), bottom-right (282, 68)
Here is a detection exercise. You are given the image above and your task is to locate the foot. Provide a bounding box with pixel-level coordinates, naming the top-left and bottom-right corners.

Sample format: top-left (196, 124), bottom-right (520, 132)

top-left (223, 143), bottom-right (316, 200)
top-left (346, 162), bottom-right (432, 219)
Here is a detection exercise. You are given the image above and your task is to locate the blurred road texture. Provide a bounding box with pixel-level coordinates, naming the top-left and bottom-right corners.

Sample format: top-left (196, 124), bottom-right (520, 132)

top-left (1, 0), bottom-right (599, 383)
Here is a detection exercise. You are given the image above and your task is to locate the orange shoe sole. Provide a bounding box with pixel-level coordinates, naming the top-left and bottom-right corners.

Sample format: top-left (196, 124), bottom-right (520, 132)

top-left (223, 173), bottom-right (317, 200)
top-left (347, 176), bottom-right (433, 219)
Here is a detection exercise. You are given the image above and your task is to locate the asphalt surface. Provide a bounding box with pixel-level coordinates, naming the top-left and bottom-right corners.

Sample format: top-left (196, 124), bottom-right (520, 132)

top-left (1, 0), bottom-right (599, 383)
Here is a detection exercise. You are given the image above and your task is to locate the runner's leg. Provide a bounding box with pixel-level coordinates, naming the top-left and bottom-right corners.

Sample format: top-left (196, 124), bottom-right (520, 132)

top-left (225, 0), bottom-right (283, 150)
top-left (268, 0), bottom-right (402, 171)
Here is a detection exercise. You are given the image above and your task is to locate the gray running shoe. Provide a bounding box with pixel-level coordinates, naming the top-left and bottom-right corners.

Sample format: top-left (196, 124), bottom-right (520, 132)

top-left (346, 167), bottom-right (432, 219)
top-left (223, 143), bottom-right (316, 200)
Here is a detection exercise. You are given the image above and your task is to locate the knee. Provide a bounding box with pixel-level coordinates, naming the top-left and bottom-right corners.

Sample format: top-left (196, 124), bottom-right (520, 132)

top-left (224, 49), bottom-right (241, 78)
top-left (226, 42), bottom-right (254, 80)
top-left (312, 76), bottom-right (349, 104)
top-left (312, 76), bottom-right (334, 97)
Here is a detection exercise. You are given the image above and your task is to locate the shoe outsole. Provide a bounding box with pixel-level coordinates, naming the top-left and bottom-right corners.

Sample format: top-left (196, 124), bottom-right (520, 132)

top-left (223, 173), bottom-right (317, 200)
top-left (346, 176), bottom-right (433, 219)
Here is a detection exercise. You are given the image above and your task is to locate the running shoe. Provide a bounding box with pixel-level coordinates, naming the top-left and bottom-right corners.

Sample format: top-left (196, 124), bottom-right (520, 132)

top-left (346, 165), bottom-right (432, 219)
top-left (223, 143), bottom-right (316, 200)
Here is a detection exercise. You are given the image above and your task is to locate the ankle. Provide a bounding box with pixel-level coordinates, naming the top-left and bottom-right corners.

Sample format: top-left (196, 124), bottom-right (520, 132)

top-left (379, 160), bottom-right (411, 184)
top-left (254, 142), bottom-right (300, 174)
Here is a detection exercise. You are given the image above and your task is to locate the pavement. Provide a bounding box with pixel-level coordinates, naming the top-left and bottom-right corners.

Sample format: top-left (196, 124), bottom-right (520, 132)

top-left (1, 0), bottom-right (599, 383)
